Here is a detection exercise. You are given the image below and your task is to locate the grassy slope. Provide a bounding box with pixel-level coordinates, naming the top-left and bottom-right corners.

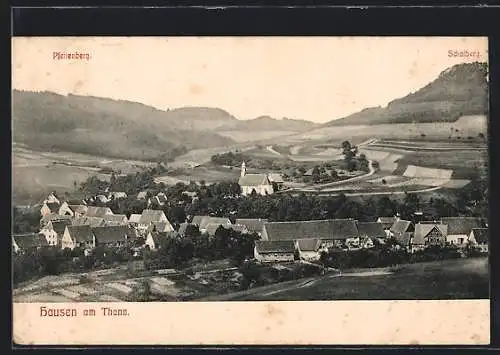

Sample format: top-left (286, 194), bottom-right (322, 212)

top-left (208, 257), bottom-right (489, 301)
top-left (12, 91), bottom-right (238, 161)
top-left (324, 62), bottom-right (488, 127)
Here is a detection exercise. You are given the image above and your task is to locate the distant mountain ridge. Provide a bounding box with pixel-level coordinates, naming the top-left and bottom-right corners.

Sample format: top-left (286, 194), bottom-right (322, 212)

top-left (12, 90), bottom-right (317, 161)
top-left (219, 115), bottom-right (318, 131)
top-left (324, 62), bottom-right (489, 127)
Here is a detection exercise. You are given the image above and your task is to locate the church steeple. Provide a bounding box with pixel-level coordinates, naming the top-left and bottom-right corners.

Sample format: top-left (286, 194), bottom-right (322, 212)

top-left (240, 161), bottom-right (246, 177)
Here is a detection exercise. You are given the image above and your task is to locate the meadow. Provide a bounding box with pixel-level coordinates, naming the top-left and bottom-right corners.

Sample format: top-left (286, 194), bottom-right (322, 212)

top-left (206, 257), bottom-right (489, 301)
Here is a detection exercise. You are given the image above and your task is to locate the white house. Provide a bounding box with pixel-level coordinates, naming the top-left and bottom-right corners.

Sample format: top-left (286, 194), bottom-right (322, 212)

top-left (441, 217), bottom-right (485, 247)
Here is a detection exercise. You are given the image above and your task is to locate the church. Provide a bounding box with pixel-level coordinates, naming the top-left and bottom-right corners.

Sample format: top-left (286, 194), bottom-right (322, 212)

top-left (238, 162), bottom-right (275, 196)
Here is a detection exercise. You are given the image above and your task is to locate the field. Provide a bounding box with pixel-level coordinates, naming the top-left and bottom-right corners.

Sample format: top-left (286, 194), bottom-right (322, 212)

top-left (217, 130), bottom-right (299, 143)
top-left (12, 145), bottom-right (157, 205)
top-left (203, 257), bottom-right (489, 301)
top-left (281, 115), bottom-right (487, 145)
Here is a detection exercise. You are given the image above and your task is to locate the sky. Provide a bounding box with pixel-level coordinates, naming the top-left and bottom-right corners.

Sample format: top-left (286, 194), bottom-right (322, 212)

top-left (12, 36), bottom-right (488, 123)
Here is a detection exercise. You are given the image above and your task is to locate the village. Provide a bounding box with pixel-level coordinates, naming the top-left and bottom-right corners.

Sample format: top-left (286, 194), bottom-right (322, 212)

top-left (13, 163), bottom-right (489, 269)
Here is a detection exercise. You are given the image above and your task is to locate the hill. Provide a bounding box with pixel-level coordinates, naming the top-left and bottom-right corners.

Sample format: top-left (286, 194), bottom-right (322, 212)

top-left (324, 62), bottom-right (489, 127)
top-left (219, 115), bottom-right (318, 132)
top-left (12, 91), bottom-right (238, 162)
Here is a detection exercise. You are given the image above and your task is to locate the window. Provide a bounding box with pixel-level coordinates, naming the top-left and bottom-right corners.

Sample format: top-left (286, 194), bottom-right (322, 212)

top-left (458, 238), bottom-right (464, 244)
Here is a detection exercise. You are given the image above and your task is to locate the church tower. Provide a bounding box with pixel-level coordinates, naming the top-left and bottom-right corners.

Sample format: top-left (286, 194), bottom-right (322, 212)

top-left (240, 161), bottom-right (247, 177)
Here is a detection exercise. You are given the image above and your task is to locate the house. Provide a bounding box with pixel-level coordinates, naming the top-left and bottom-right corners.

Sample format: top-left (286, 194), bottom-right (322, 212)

top-left (469, 228), bottom-right (488, 253)
top-left (44, 192), bottom-right (60, 205)
top-left (40, 201), bottom-right (61, 217)
top-left (389, 219), bottom-right (414, 242)
top-left (40, 213), bottom-right (72, 228)
top-left (128, 214), bottom-right (142, 226)
top-left (85, 206), bottom-right (114, 218)
top-left (102, 214), bottom-right (129, 226)
top-left (356, 222), bottom-right (386, 247)
top-left (149, 221), bottom-right (175, 233)
top-left (40, 219), bottom-right (72, 247)
top-left (192, 216), bottom-right (232, 233)
top-left (411, 223), bottom-right (448, 253)
top-left (61, 225), bottom-right (96, 250)
top-left (72, 216), bottom-right (106, 228)
top-left (376, 216), bottom-right (399, 236)
top-left (109, 192), bottom-right (128, 200)
top-left (91, 225), bottom-right (135, 247)
top-left (254, 240), bottom-right (295, 263)
top-left (12, 233), bottom-right (49, 253)
top-left (440, 217), bottom-right (485, 247)
top-left (261, 219), bottom-right (359, 249)
top-left (153, 193), bottom-right (168, 206)
top-left (137, 191), bottom-right (148, 200)
top-left (58, 202), bottom-right (88, 218)
top-left (394, 232), bottom-right (413, 251)
top-left (235, 218), bottom-right (268, 236)
top-left (145, 231), bottom-right (171, 250)
top-left (268, 173), bottom-right (285, 190)
top-left (137, 209), bottom-right (173, 232)
top-left (295, 239), bottom-right (323, 261)
top-left (238, 162), bottom-right (274, 196)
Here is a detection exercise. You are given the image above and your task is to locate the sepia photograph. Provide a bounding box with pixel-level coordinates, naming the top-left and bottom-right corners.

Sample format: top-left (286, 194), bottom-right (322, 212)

top-left (12, 36), bottom-right (489, 304)
top-left (11, 35), bottom-right (490, 345)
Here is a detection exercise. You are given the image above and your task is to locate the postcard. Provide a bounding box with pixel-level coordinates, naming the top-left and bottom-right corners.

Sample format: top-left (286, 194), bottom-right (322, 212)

top-left (12, 36), bottom-right (489, 345)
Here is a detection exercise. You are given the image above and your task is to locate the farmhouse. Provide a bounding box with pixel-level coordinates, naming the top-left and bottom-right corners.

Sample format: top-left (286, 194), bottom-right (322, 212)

top-left (469, 228), bottom-right (488, 253)
top-left (72, 216), bottom-right (106, 228)
top-left (137, 209), bottom-right (173, 232)
top-left (40, 202), bottom-right (61, 217)
top-left (44, 192), bottom-right (60, 205)
top-left (268, 173), bottom-right (285, 190)
top-left (85, 206), bottom-right (114, 218)
top-left (261, 219), bottom-right (359, 248)
top-left (295, 239), bottom-right (323, 261)
top-left (109, 192), bottom-right (128, 200)
top-left (440, 217), bottom-right (485, 247)
top-left (40, 213), bottom-right (72, 228)
top-left (235, 218), bottom-right (268, 236)
top-left (390, 219), bottom-right (414, 240)
top-left (12, 233), bottom-right (49, 254)
top-left (411, 223), bottom-right (448, 253)
top-left (194, 216), bottom-right (232, 233)
top-left (40, 219), bottom-right (72, 247)
top-left (145, 231), bottom-right (170, 250)
top-left (254, 240), bottom-right (295, 263)
top-left (376, 216), bottom-right (399, 235)
top-left (356, 222), bottom-right (386, 247)
top-left (102, 214), bottom-right (128, 226)
top-left (128, 214), bottom-right (142, 226)
top-left (63, 204), bottom-right (88, 218)
top-left (91, 225), bottom-right (135, 247)
top-left (238, 162), bottom-right (274, 196)
top-left (95, 195), bottom-right (110, 204)
top-left (61, 225), bottom-right (96, 250)
top-left (137, 191), bottom-right (148, 200)
top-left (149, 221), bottom-right (175, 234)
